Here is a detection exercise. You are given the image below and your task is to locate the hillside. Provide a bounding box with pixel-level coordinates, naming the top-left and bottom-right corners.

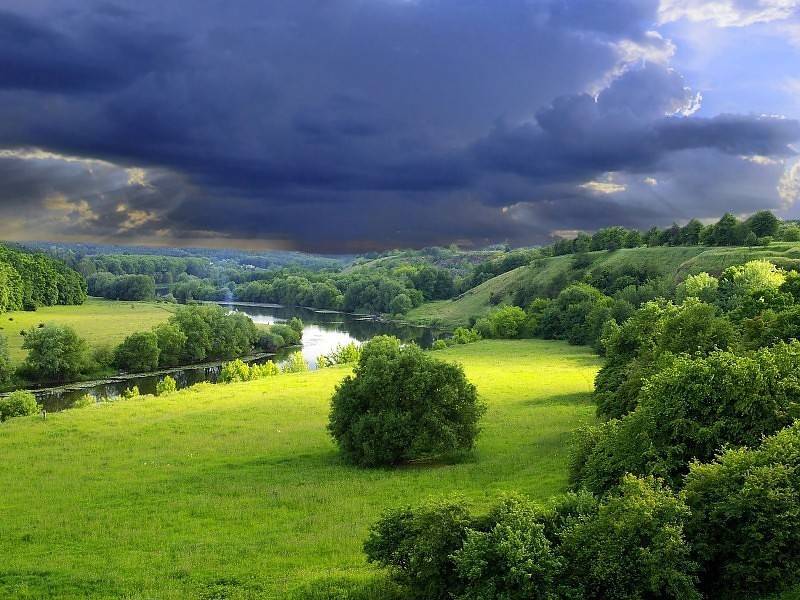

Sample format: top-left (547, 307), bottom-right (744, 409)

top-left (0, 340), bottom-right (599, 599)
top-left (407, 243), bottom-right (800, 328)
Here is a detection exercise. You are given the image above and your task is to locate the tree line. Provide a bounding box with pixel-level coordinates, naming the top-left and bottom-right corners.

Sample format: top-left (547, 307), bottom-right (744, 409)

top-left (0, 245), bottom-right (86, 313)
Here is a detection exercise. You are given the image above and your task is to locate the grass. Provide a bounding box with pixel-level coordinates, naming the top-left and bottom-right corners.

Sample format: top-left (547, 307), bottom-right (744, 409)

top-left (0, 298), bottom-right (177, 363)
top-left (0, 339), bottom-right (600, 599)
top-left (407, 243), bottom-right (800, 328)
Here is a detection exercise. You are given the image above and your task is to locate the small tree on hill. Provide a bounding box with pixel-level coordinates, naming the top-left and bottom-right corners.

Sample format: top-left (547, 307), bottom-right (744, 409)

top-left (328, 335), bottom-right (484, 467)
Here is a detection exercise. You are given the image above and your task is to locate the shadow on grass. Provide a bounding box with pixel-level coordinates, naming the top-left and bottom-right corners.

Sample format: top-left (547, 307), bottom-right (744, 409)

top-left (288, 575), bottom-right (406, 600)
top-left (522, 392), bottom-right (595, 408)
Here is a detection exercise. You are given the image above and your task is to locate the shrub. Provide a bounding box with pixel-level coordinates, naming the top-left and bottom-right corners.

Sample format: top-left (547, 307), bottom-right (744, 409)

top-left (219, 358), bottom-right (252, 383)
top-left (559, 475), bottom-right (700, 600)
top-left (317, 342), bottom-right (362, 367)
top-left (328, 335), bottom-right (484, 467)
top-left (430, 339), bottom-right (449, 351)
top-left (156, 375), bottom-right (177, 396)
top-left (288, 317), bottom-right (304, 334)
top-left (452, 495), bottom-right (561, 600)
top-left (282, 351), bottom-right (308, 373)
top-left (250, 360), bottom-right (279, 378)
top-left (576, 343), bottom-right (800, 493)
top-left (256, 331), bottom-right (285, 352)
top-left (92, 344), bottom-right (115, 370)
top-left (0, 390), bottom-right (39, 421)
top-left (452, 327), bottom-right (481, 345)
top-left (676, 272), bottom-right (719, 303)
top-left (484, 306), bottom-right (527, 338)
top-left (20, 324), bottom-right (91, 381)
top-left (120, 386), bottom-right (140, 400)
top-left (114, 331), bottom-right (160, 373)
top-left (71, 394), bottom-right (95, 409)
top-left (683, 422), bottom-right (800, 598)
top-left (364, 499), bottom-right (475, 600)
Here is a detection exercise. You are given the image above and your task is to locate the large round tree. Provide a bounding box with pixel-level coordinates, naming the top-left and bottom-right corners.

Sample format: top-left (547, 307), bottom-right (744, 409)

top-left (328, 335), bottom-right (484, 467)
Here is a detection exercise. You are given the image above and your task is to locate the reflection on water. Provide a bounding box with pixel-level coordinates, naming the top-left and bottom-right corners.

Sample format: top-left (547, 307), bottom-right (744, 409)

top-left (23, 303), bottom-right (441, 413)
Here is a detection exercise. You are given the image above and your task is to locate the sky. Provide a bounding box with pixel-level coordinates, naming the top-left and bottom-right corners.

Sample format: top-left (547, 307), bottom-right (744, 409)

top-left (0, 0), bottom-right (799, 253)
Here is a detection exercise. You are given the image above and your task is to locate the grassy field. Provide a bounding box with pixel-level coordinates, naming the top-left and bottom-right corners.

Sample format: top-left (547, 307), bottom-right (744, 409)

top-left (0, 339), bottom-right (600, 599)
top-left (0, 298), bottom-right (176, 363)
top-left (407, 243), bottom-right (800, 328)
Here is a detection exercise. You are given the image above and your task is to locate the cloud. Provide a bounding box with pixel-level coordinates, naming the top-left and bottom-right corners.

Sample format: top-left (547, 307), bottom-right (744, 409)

top-left (659, 0), bottom-right (800, 27)
top-left (0, 1), bottom-right (796, 250)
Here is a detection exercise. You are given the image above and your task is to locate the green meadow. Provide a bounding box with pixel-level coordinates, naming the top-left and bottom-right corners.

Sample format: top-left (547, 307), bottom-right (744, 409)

top-left (0, 298), bottom-right (176, 364)
top-left (0, 340), bottom-right (599, 599)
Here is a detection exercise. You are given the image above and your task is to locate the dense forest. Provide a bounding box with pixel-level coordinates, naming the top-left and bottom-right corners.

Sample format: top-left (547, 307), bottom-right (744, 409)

top-left (0, 245), bottom-right (86, 312)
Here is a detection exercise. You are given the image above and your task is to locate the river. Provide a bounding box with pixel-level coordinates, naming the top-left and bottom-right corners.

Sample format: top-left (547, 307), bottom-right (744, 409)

top-left (26, 303), bottom-right (442, 412)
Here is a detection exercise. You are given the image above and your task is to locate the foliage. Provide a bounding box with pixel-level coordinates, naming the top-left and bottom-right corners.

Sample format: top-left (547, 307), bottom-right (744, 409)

top-left (87, 273), bottom-right (156, 301)
top-left (364, 499), bottom-right (476, 600)
top-left (20, 324), bottom-right (92, 381)
top-left (114, 331), bottom-right (160, 373)
top-left (683, 422), bottom-right (800, 598)
top-left (317, 342), bottom-right (362, 368)
top-left (153, 322), bottom-right (187, 367)
top-left (0, 244), bottom-right (87, 313)
top-left (71, 393), bottom-right (96, 409)
top-left (328, 336), bottom-right (484, 466)
top-left (0, 334), bottom-right (11, 384)
top-left (475, 305), bottom-right (528, 339)
top-left (676, 272), bottom-right (719, 303)
top-left (219, 358), bottom-right (280, 382)
top-left (120, 386), bottom-right (140, 399)
top-left (156, 375), bottom-right (177, 396)
top-left (575, 343), bottom-right (800, 493)
top-left (282, 351), bottom-right (309, 373)
top-left (452, 495), bottom-right (561, 600)
top-left (0, 390), bottom-right (39, 421)
top-left (559, 475), bottom-right (700, 600)
top-left (452, 327), bottom-right (481, 344)
top-left (169, 304), bottom-right (258, 363)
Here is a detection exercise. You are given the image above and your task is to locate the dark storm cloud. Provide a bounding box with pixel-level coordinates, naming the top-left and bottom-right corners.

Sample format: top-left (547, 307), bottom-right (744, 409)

top-left (0, 9), bottom-right (184, 93)
top-left (0, 0), bottom-right (797, 250)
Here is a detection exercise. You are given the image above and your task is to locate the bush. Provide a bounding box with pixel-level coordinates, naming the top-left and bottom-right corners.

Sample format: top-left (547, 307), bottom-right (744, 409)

top-left (328, 336), bottom-right (484, 467)
top-left (575, 343), bottom-right (800, 493)
top-left (120, 386), bottom-right (140, 400)
top-left (114, 331), bottom-right (160, 373)
top-left (364, 499), bottom-right (475, 600)
top-left (20, 324), bottom-right (91, 381)
top-left (0, 390), bottom-right (39, 421)
top-left (250, 360), bottom-right (279, 378)
top-left (282, 351), bottom-right (308, 373)
top-left (559, 475), bottom-right (700, 600)
top-left (317, 342), bottom-right (362, 367)
top-left (219, 358), bottom-right (252, 383)
top-left (71, 394), bottom-right (95, 409)
top-left (484, 306), bottom-right (527, 338)
top-left (452, 327), bottom-right (481, 345)
top-left (452, 495), bottom-right (561, 600)
top-left (683, 422), bottom-right (800, 598)
top-left (156, 375), bottom-right (177, 396)
top-left (430, 339), bottom-right (449, 351)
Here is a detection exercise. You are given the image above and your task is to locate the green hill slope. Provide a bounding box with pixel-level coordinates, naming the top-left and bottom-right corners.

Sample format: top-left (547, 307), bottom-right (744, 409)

top-left (407, 243), bottom-right (800, 328)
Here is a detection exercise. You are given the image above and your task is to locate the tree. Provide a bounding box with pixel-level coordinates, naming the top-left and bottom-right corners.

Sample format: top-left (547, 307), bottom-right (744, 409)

top-left (156, 375), bottom-right (178, 396)
top-left (676, 272), bottom-right (719, 303)
top-left (365, 499), bottom-right (476, 600)
top-left (114, 331), bottom-right (160, 373)
top-left (153, 323), bottom-right (187, 367)
top-left (683, 422), bottom-right (800, 598)
top-left (21, 324), bottom-right (91, 381)
top-left (328, 336), bottom-right (484, 466)
top-left (745, 210), bottom-right (780, 238)
top-left (559, 476), bottom-right (700, 600)
top-left (576, 343), bottom-right (800, 493)
top-left (0, 334), bottom-right (11, 385)
top-left (452, 496), bottom-right (561, 600)
top-left (389, 293), bottom-right (413, 315)
top-left (0, 390), bottom-right (39, 421)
